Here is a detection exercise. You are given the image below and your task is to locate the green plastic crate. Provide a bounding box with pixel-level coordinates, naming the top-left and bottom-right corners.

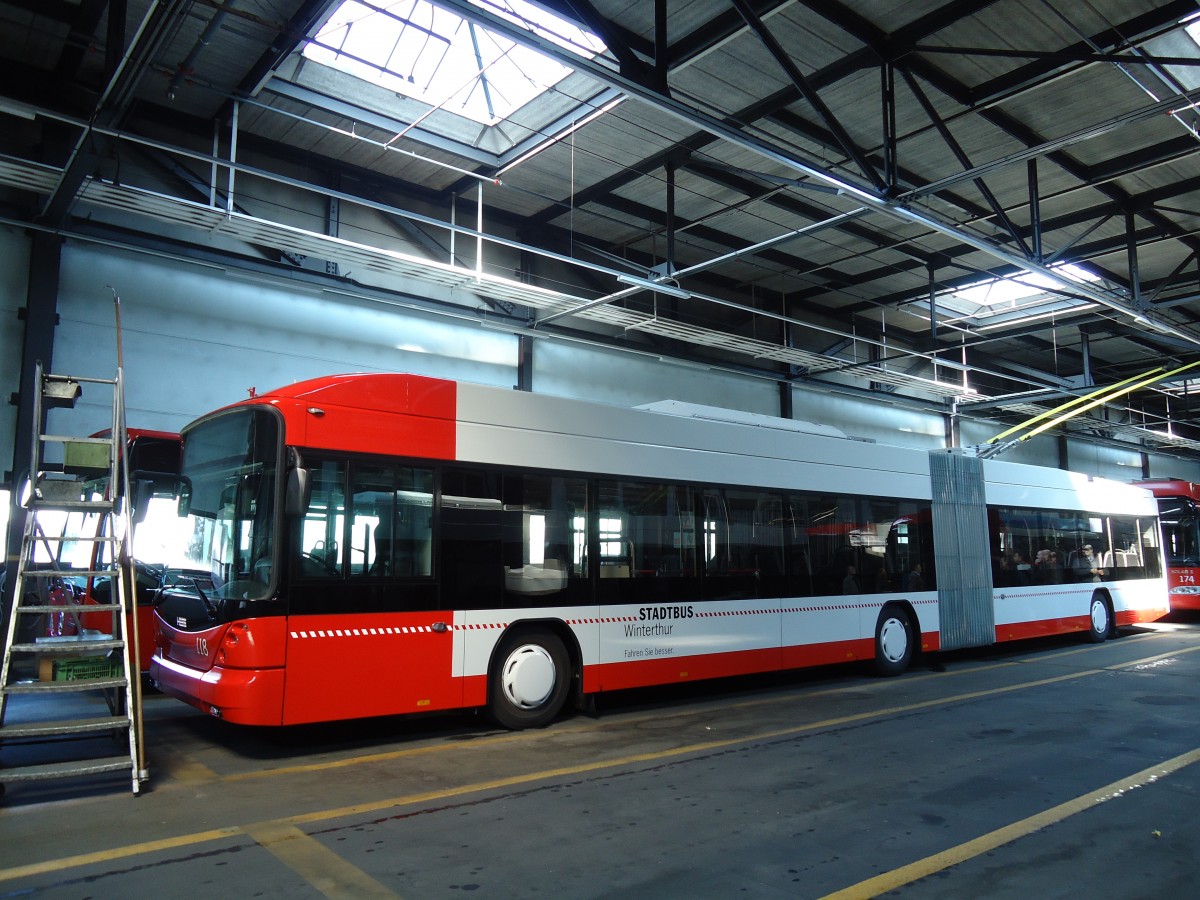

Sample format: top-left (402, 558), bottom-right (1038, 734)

top-left (53, 656), bottom-right (121, 681)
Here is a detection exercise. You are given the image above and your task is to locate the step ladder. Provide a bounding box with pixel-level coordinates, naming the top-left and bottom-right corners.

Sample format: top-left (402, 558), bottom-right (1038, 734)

top-left (0, 361), bottom-right (147, 797)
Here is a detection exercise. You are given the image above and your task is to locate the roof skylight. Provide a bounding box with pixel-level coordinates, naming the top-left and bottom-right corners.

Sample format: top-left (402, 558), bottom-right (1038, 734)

top-left (949, 262), bottom-right (1100, 311)
top-left (304, 0), bottom-right (605, 126)
top-left (924, 262), bottom-right (1103, 334)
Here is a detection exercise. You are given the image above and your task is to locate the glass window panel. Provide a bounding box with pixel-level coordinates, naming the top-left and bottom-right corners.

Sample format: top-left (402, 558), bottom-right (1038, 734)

top-left (297, 459), bottom-right (345, 578)
top-left (701, 488), bottom-right (784, 600)
top-left (352, 464), bottom-right (434, 578)
top-left (598, 480), bottom-right (695, 580)
top-left (440, 468), bottom-right (503, 609)
top-left (501, 473), bottom-right (588, 601)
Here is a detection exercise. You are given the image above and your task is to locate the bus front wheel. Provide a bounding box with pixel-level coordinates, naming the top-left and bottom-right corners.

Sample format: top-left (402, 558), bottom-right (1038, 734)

top-left (489, 627), bottom-right (571, 729)
top-left (874, 605), bottom-right (914, 676)
top-left (1085, 594), bottom-right (1112, 643)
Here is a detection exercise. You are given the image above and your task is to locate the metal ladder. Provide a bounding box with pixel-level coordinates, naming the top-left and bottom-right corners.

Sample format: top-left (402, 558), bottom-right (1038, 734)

top-left (0, 361), bottom-right (146, 796)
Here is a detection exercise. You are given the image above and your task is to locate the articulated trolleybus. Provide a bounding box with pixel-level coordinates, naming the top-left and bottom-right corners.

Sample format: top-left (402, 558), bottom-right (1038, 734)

top-left (150, 374), bottom-right (1167, 728)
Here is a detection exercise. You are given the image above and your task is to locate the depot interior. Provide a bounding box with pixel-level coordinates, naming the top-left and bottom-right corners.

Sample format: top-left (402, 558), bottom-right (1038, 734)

top-left (3, 0), bottom-right (1200, 551)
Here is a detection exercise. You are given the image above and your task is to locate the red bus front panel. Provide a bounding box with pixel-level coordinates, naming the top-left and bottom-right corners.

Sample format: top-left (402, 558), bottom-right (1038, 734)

top-left (151, 616), bottom-right (290, 724)
top-left (1167, 568), bottom-right (1200, 611)
top-left (152, 653), bottom-right (287, 725)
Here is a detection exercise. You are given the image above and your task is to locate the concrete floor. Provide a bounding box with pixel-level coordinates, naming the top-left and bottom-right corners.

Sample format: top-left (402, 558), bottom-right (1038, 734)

top-left (2, 614), bottom-right (1199, 898)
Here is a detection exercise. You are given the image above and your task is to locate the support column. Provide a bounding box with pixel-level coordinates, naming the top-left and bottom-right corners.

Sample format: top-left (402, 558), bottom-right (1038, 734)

top-left (326, 191), bottom-right (340, 276)
top-left (3, 234), bottom-right (63, 612)
top-left (780, 313), bottom-right (796, 419)
top-left (1079, 328), bottom-right (1092, 386)
top-left (1028, 159), bottom-right (1042, 264)
top-left (881, 61), bottom-right (896, 196)
top-left (515, 334), bottom-right (533, 392)
top-left (928, 260), bottom-right (938, 342)
top-left (1126, 208), bottom-right (1142, 310)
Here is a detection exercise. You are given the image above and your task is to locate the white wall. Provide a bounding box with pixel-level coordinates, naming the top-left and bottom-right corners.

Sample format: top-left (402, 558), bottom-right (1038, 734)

top-left (50, 240), bottom-right (518, 437)
top-left (790, 384), bottom-right (946, 448)
top-left (5, 232), bottom-right (1200, 492)
top-left (534, 340), bottom-right (778, 412)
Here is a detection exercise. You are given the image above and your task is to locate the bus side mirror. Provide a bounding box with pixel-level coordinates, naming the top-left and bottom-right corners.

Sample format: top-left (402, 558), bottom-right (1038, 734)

top-left (133, 479), bottom-right (153, 524)
top-left (286, 468), bottom-right (311, 517)
top-left (176, 478), bottom-right (192, 517)
top-left (131, 470), bottom-right (181, 524)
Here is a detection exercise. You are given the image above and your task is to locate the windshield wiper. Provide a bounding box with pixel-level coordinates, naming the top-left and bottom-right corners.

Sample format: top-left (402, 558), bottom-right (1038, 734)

top-left (191, 577), bottom-right (218, 618)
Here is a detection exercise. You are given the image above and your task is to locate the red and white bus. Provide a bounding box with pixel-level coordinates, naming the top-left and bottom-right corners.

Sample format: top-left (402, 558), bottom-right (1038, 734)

top-left (149, 373), bottom-right (1168, 727)
top-left (1133, 479), bottom-right (1200, 611)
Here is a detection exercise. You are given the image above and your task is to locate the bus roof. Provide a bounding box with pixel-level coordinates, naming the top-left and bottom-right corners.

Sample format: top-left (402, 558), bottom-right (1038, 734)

top-left (197, 372), bottom-right (1158, 516)
top-left (1134, 478), bottom-right (1200, 498)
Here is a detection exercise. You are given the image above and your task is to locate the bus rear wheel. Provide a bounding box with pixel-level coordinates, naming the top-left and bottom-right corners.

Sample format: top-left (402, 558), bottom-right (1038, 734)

top-left (874, 605), bottom-right (914, 676)
top-left (1085, 594), bottom-right (1112, 643)
top-left (489, 627), bottom-right (571, 729)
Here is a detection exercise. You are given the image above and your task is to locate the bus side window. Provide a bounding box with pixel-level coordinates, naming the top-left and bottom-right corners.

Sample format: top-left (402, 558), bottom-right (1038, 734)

top-left (350, 463), bottom-right (390, 576)
top-left (440, 468), bottom-right (503, 610)
top-left (703, 488), bottom-right (776, 600)
top-left (297, 459), bottom-right (346, 578)
top-left (596, 480), bottom-right (697, 605)
top-left (395, 469), bottom-right (434, 577)
top-left (354, 465), bottom-right (434, 578)
top-left (500, 473), bottom-right (587, 603)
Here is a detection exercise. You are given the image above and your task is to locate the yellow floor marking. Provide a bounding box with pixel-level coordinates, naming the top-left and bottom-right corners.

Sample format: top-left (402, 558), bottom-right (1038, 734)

top-left (821, 745), bottom-right (1200, 899)
top-left (2, 638), bottom-right (1196, 886)
top-left (220, 662), bottom-right (1029, 783)
top-left (0, 669), bottom-right (1093, 885)
top-left (221, 729), bottom-right (538, 780)
top-left (243, 822), bottom-right (400, 899)
top-left (219, 630), bottom-right (1181, 784)
top-left (1105, 644), bottom-right (1200, 668)
top-left (166, 758), bottom-right (221, 783)
top-left (0, 828), bottom-right (243, 883)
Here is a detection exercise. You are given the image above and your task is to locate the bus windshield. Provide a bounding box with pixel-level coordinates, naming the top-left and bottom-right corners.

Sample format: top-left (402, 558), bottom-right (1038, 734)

top-left (1160, 514), bottom-right (1200, 567)
top-left (177, 408), bottom-right (280, 608)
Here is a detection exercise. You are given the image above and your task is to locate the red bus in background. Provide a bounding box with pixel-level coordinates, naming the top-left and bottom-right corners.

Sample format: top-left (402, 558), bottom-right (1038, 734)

top-left (68, 430), bottom-right (183, 672)
top-left (148, 373), bottom-right (1167, 729)
top-left (1134, 479), bottom-right (1200, 611)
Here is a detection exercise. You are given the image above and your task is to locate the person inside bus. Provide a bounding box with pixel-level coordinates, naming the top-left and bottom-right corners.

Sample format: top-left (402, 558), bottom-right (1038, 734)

top-left (1071, 544), bottom-right (1104, 582)
top-left (1010, 551), bottom-right (1033, 586)
top-left (865, 558), bottom-right (890, 592)
top-left (993, 553), bottom-right (1011, 585)
top-left (906, 562), bottom-right (925, 592)
top-left (842, 564), bottom-right (860, 595)
top-left (1033, 548), bottom-right (1062, 584)
top-left (1047, 550), bottom-right (1065, 583)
